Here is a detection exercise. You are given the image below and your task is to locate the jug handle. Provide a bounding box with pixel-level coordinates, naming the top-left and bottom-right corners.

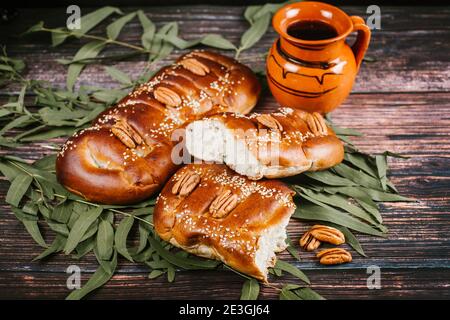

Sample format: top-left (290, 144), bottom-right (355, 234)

top-left (350, 16), bottom-right (371, 71)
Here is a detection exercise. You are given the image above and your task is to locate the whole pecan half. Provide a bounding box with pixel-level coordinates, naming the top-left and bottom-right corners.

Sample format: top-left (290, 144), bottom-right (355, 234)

top-left (111, 120), bottom-right (143, 149)
top-left (316, 248), bottom-right (352, 265)
top-left (180, 58), bottom-right (210, 76)
top-left (299, 231), bottom-right (321, 251)
top-left (306, 112), bottom-right (327, 136)
top-left (171, 170), bottom-right (200, 196)
top-left (256, 114), bottom-right (283, 131)
top-left (209, 189), bottom-right (238, 218)
top-left (309, 225), bottom-right (345, 245)
top-left (154, 86), bottom-right (182, 107)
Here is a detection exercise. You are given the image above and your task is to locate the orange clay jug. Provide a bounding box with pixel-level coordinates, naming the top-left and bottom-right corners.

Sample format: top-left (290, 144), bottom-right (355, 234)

top-left (267, 1), bottom-right (371, 114)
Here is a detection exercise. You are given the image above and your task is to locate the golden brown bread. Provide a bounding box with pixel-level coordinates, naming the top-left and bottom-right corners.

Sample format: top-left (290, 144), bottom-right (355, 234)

top-left (56, 51), bottom-right (261, 204)
top-left (185, 107), bottom-right (344, 179)
top-left (153, 164), bottom-right (296, 281)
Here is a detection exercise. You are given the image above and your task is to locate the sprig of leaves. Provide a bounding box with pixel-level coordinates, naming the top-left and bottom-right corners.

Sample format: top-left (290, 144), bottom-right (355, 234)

top-left (0, 46), bottom-right (26, 87)
top-left (25, 8), bottom-right (239, 91)
top-left (1, 3), bottom-right (282, 147)
top-left (288, 124), bottom-right (414, 257)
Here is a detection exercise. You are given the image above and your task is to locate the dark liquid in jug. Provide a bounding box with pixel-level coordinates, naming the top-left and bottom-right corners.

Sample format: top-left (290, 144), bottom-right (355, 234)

top-left (287, 20), bottom-right (338, 41)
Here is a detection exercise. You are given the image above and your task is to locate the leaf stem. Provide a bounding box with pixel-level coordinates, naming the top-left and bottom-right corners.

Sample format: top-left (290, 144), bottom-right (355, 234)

top-left (40, 27), bottom-right (151, 53)
top-left (263, 283), bottom-right (282, 291)
top-left (50, 192), bottom-right (154, 227)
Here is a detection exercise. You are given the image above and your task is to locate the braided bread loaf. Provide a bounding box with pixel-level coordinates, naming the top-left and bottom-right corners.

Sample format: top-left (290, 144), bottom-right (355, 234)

top-left (56, 51), bottom-right (261, 204)
top-left (154, 163), bottom-right (295, 281)
top-left (185, 107), bottom-right (344, 179)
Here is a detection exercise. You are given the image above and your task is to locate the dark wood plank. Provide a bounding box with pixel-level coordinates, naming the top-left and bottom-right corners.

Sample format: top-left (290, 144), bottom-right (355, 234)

top-left (1, 268), bottom-right (449, 299)
top-left (0, 6), bottom-right (449, 95)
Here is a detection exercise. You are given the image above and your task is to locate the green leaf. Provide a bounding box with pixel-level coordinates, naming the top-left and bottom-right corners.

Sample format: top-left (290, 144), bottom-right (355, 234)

top-left (114, 216), bottom-right (135, 262)
top-left (51, 28), bottom-right (69, 47)
top-left (286, 235), bottom-right (301, 261)
top-left (137, 10), bottom-right (155, 50)
top-left (294, 287), bottom-right (325, 300)
top-left (131, 207), bottom-right (154, 216)
top-left (332, 126), bottom-right (363, 137)
top-left (146, 260), bottom-right (172, 269)
top-left (297, 187), bottom-right (384, 227)
top-left (51, 201), bottom-right (74, 224)
top-left (167, 265), bottom-right (176, 283)
top-left (12, 206), bottom-right (38, 222)
top-left (16, 84), bottom-right (26, 112)
top-left (238, 12), bottom-right (271, 53)
top-left (64, 207), bottom-right (103, 254)
top-left (136, 217), bottom-right (152, 254)
top-left (74, 7), bottom-right (123, 38)
top-left (74, 237), bottom-right (95, 259)
top-left (200, 34), bottom-right (236, 50)
top-left (333, 163), bottom-right (383, 191)
top-left (240, 278), bottom-right (260, 300)
top-left (33, 235), bottom-right (66, 261)
top-left (244, 2), bottom-right (286, 28)
top-left (80, 220), bottom-right (99, 242)
top-left (47, 220), bottom-right (70, 237)
top-left (0, 161), bottom-right (21, 181)
top-left (339, 226), bottom-right (366, 257)
top-left (344, 152), bottom-right (378, 178)
top-left (148, 270), bottom-right (165, 279)
top-left (91, 88), bottom-right (128, 104)
top-left (244, 6), bottom-right (261, 24)
top-left (0, 136), bottom-right (20, 148)
top-left (363, 56), bottom-right (377, 63)
top-left (106, 12), bottom-right (137, 40)
top-left (96, 219), bottom-right (114, 260)
top-left (148, 235), bottom-right (220, 270)
top-left (0, 114), bottom-right (32, 135)
top-left (375, 154), bottom-right (388, 191)
top-left (20, 127), bottom-right (78, 142)
top-left (293, 203), bottom-right (386, 237)
top-left (0, 108), bottom-right (12, 117)
top-left (361, 187), bottom-right (414, 202)
top-left (325, 186), bottom-right (380, 209)
top-left (304, 171), bottom-right (356, 187)
top-left (5, 173), bottom-right (33, 207)
top-left (66, 41), bottom-right (106, 91)
top-left (22, 220), bottom-right (48, 248)
top-left (149, 22), bottom-right (177, 62)
top-left (104, 66), bottom-right (132, 85)
top-left (280, 286), bottom-right (302, 300)
top-left (66, 250), bottom-right (117, 300)
top-left (271, 267), bottom-right (283, 277)
top-left (22, 21), bottom-right (44, 35)
top-left (22, 201), bottom-right (38, 215)
top-left (383, 151), bottom-right (409, 159)
top-left (274, 260), bottom-right (310, 284)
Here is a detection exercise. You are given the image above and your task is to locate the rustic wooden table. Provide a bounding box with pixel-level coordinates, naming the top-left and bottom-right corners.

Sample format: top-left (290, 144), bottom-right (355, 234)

top-left (0, 5), bottom-right (449, 299)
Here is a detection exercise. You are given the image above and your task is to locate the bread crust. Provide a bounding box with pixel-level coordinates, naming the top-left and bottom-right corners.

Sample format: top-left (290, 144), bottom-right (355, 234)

top-left (56, 51), bottom-right (261, 204)
top-left (185, 108), bottom-right (344, 179)
top-left (154, 164), bottom-right (295, 281)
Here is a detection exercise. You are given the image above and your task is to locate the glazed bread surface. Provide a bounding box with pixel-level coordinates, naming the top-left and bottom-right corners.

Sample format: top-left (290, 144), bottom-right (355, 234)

top-left (185, 107), bottom-right (344, 179)
top-left (153, 164), bottom-right (296, 281)
top-left (56, 51), bottom-right (261, 204)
